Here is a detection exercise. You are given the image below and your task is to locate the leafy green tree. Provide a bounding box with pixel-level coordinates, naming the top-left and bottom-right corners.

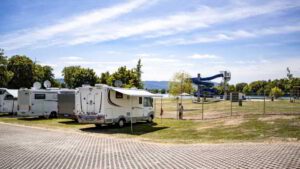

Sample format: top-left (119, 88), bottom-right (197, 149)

top-left (33, 64), bottom-right (59, 88)
top-left (242, 85), bottom-right (251, 95)
top-left (107, 66), bottom-right (139, 88)
top-left (99, 71), bottom-right (110, 84)
top-left (269, 87), bottom-right (284, 99)
top-left (135, 59), bottom-right (143, 89)
top-left (160, 89), bottom-right (166, 94)
top-left (62, 66), bottom-right (97, 88)
top-left (168, 71), bottom-right (193, 96)
top-left (0, 49), bottom-right (13, 87)
top-left (7, 55), bottom-right (34, 89)
top-left (235, 83), bottom-right (247, 92)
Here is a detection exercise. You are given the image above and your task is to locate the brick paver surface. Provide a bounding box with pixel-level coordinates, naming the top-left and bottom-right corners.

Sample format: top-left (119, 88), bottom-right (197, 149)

top-left (0, 123), bottom-right (299, 169)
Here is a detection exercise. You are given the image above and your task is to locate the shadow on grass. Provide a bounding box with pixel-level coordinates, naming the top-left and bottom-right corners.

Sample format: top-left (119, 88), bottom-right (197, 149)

top-left (59, 120), bottom-right (81, 125)
top-left (0, 113), bottom-right (13, 117)
top-left (17, 117), bottom-right (48, 121)
top-left (80, 122), bottom-right (168, 135)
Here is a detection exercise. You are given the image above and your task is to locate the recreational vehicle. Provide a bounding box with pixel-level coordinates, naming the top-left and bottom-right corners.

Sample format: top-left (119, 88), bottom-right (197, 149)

top-left (58, 89), bottom-right (76, 120)
top-left (0, 88), bottom-right (18, 114)
top-left (75, 84), bottom-right (157, 127)
top-left (17, 88), bottom-right (59, 118)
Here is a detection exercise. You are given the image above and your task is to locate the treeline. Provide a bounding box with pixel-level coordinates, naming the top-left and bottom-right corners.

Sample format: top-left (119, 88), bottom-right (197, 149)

top-left (215, 78), bottom-right (300, 96)
top-left (62, 59), bottom-right (143, 88)
top-left (0, 49), bottom-right (143, 89)
top-left (0, 49), bottom-right (59, 89)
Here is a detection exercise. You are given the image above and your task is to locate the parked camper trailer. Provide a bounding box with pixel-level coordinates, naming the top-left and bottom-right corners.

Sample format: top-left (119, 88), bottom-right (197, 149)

top-left (0, 88), bottom-right (18, 114)
top-left (75, 84), bottom-right (157, 127)
top-left (58, 89), bottom-right (76, 120)
top-left (17, 88), bottom-right (59, 118)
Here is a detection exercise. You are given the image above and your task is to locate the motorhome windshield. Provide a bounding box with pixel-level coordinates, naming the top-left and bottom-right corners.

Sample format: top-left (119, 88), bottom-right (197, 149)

top-left (144, 97), bottom-right (153, 107)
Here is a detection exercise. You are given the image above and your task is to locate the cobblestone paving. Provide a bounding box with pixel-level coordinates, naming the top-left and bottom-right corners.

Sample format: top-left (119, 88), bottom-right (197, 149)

top-left (0, 123), bottom-right (299, 169)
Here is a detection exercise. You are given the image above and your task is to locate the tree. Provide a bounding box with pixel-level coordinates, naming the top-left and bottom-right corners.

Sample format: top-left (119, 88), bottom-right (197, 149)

top-left (235, 83), bottom-right (247, 92)
top-left (135, 59), bottom-right (143, 89)
top-left (168, 71), bottom-right (193, 96)
top-left (107, 66), bottom-right (139, 88)
top-left (0, 49), bottom-right (13, 87)
top-left (99, 71), bottom-right (110, 84)
top-left (62, 66), bottom-right (98, 88)
top-left (7, 55), bottom-right (34, 89)
top-left (242, 85), bottom-right (251, 95)
top-left (269, 87), bottom-right (284, 99)
top-left (160, 89), bottom-right (166, 94)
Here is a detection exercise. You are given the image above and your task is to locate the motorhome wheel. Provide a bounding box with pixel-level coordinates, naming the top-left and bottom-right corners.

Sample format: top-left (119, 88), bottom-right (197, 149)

top-left (95, 124), bottom-right (102, 128)
top-left (118, 119), bottom-right (125, 128)
top-left (49, 112), bottom-right (57, 118)
top-left (147, 115), bottom-right (153, 123)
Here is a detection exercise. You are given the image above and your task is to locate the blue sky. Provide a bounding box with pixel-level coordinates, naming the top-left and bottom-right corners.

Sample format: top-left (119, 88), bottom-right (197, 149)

top-left (1, 0), bottom-right (300, 84)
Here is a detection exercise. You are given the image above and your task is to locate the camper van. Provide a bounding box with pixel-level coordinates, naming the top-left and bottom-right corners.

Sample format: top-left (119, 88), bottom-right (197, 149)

top-left (0, 88), bottom-right (18, 114)
top-left (58, 89), bottom-right (76, 120)
top-left (75, 84), bottom-right (157, 127)
top-left (17, 88), bottom-right (59, 118)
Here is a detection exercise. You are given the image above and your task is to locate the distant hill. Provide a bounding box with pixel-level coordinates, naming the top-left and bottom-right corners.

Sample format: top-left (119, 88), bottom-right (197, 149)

top-left (143, 81), bottom-right (169, 90)
top-left (56, 78), bottom-right (169, 90)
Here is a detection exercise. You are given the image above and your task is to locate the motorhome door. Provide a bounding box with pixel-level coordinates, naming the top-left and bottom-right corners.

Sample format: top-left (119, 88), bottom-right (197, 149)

top-left (87, 91), bottom-right (95, 114)
top-left (0, 89), bottom-right (5, 112)
top-left (32, 93), bottom-right (45, 115)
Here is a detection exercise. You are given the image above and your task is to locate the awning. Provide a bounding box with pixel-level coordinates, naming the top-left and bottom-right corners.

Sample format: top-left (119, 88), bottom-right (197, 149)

top-left (6, 89), bottom-right (18, 98)
top-left (111, 88), bottom-right (162, 97)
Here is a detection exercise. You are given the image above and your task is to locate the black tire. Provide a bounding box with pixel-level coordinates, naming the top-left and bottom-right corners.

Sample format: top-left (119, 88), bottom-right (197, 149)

top-left (49, 112), bottom-right (57, 119)
top-left (147, 115), bottom-right (154, 123)
top-left (95, 124), bottom-right (102, 128)
top-left (117, 119), bottom-right (125, 128)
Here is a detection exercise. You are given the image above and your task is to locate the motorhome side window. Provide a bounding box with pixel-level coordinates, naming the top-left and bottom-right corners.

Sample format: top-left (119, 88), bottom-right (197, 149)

top-left (35, 94), bottom-right (46, 100)
top-left (4, 95), bottom-right (14, 100)
top-left (0, 90), bottom-right (5, 95)
top-left (143, 97), bottom-right (153, 107)
top-left (116, 91), bottom-right (123, 99)
top-left (139, 97), bottom-right (142, 104)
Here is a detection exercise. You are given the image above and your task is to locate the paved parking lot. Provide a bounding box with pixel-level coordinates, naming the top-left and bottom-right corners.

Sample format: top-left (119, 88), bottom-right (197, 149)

top-left (0, 123), bottom-right (299, 169)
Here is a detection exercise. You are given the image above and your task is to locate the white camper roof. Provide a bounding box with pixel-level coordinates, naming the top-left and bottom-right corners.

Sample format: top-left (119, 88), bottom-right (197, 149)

top-left (112, 88), bottom-right (161, 97)
top-left (0, 89), bottom-right (18, 98)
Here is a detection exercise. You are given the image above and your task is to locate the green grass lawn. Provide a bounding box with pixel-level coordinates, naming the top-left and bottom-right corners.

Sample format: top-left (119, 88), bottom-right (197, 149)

top-left (0, 114), bottom-right (299, 144)
top-left (154, 98), bottom-right (300, 119)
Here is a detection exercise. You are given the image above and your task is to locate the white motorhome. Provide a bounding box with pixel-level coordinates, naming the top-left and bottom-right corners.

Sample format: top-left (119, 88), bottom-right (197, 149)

top-left (75, 84), bottom-right (157, 127)
top-left (0, 88), bottom-right (18, 114)
top-left (17, 88), bottom-right (59, 118)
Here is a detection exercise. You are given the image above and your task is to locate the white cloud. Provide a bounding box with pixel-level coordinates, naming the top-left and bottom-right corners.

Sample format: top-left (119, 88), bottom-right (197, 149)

top-left (60, 56), bottom-right (84, 61)
top-left (2, 0), bottom-right (300, 50)
top-left (0, 0), bottom-right (149, 50)
top-left (189, 54), bottom-right (219, 59)
top-left (157, 24), bottom-right (300, 45)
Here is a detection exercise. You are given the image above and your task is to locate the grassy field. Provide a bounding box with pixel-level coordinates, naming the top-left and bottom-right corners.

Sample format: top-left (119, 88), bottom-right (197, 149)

top-left (0, 114), bottom-right (299, 144)
top-left (0, 99), bottom-right (299, 143)
top-left (154, 98), bottom-right (300, 119)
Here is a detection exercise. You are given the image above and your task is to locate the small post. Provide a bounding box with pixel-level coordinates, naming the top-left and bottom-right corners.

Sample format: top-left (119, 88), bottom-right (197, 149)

top-left (230, 97), bottom-right (233, 116)
top-left (202, 97), bottom-right (204, 120)
top-left (130, 98), bottom-right (133, 133)
top-left (263, 90), bottom-right (266, 115)
top-left (160, 96), bottom-right (163, 124)
top-left (176, 97), bottom-right (179, 120)
top-left (197, 73), bottom-right (201, 102)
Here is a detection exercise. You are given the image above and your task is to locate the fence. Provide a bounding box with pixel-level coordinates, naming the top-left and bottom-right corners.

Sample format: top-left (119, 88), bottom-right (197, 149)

top-left (154, 94), bottom-right (300, 120)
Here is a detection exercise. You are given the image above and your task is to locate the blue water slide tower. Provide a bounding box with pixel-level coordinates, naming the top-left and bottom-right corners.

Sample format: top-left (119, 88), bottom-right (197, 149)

top-left (191, 71), bottom-right (231, 102)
